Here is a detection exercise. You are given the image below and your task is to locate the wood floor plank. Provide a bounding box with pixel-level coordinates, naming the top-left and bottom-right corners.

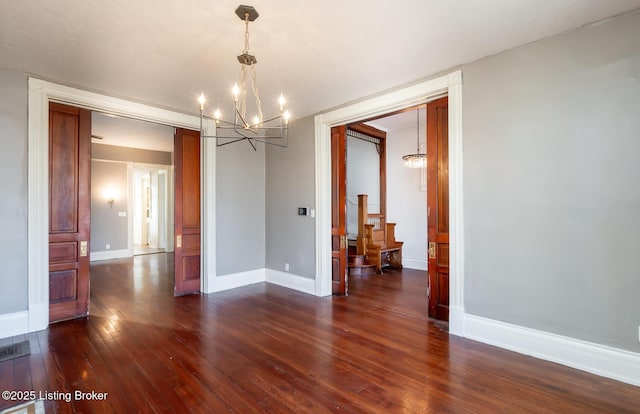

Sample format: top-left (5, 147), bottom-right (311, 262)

top-left (0, 254), bottom-right (638, 413)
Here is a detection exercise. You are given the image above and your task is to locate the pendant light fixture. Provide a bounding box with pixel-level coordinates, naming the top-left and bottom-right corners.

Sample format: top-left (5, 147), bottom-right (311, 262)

top-left (402, 109), bottom-right (426, 168)
top-left (198, 5), bottom-right (290, 151)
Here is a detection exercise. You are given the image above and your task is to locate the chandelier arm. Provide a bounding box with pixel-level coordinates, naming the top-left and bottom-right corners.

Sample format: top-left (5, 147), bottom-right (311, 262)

top-left (234, 108), bottom-right (250, 129)
top-left (216, 137), bottom-right (247, 146)
top-left (201, 114), bottom-right (236, 127)
top-left (252, 127), bottom-right (288, 147)
top-left (260, 115), bottom-right (283, 124)
top-left (246, 137), bottom-right (257, 151)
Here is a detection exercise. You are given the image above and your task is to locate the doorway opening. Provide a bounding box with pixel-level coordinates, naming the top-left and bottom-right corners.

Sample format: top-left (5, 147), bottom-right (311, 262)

top-left (132, 166), bottom-right (170, 256)
top-left (28, 78), bottom-right (211, 331)
top-left (90, 111), bottom-right (174, 262)
top-left (314, 70), bottom-right (464, 335)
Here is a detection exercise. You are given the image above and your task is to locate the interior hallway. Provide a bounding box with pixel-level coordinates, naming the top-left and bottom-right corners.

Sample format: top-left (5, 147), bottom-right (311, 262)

top-left (0, 255), bottom-right (638, 413)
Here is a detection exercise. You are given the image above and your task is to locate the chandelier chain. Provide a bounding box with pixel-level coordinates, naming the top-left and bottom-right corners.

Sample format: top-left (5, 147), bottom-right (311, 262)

top-left (244, 14), bottom-right (250, 54)
top-left (251, 66), bottom-right (263, 123)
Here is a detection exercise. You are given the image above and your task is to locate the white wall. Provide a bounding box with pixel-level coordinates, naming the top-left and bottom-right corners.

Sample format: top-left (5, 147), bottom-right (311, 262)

top-left (346, 136), bottom-right (380, 239)
top-left (386, 109), bottom-right (428, 270)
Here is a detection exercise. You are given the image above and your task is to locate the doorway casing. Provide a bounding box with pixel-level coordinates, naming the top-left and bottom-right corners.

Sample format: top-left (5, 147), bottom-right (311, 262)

top-left (314, 70), bottom-right (464, 335)
top-left (27, 78), bottom-right (217, 333)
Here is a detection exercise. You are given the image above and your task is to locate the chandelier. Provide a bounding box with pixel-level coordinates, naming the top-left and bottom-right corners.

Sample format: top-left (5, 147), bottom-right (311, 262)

top-left (402, 109), bottom-right (426, 168)
top-left (198, 5), bottom-right (290, 151)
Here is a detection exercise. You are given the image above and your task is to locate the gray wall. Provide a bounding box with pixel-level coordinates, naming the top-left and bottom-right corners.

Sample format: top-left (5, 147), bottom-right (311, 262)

top-left (0, 68), bottom-right (28, 314)
top-left (463, 10), bottom-right (640, 352)
top-left (216, 139), bottom-right (266, 275)
top-left (265, 115), bottom-right (316, 278)
top-left (90, 160), bottom-right (129, 252)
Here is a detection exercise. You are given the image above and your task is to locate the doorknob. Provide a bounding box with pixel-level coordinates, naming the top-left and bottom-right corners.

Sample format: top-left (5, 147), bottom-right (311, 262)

top-left (340, 235), bottom-right (347, 250)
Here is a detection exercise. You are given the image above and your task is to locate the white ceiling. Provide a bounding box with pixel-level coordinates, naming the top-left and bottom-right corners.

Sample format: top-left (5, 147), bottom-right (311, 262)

top-left (2, 0), bottom-right (640, 124)
top-left (92, 112), bottom-right (174, 152)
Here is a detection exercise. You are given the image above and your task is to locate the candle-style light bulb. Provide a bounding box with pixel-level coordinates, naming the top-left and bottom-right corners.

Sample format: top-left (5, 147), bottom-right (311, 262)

top-left (214, 109), bottom-right (221, 120)
top-left (198, 93), bottom-right (205, 111)
top-left (278, 94), bottom-right (286, 111)
top-left (283, 110), bottom-right (291, 125)
top-left (253, 115), bottom-right (260, 126)
top-left (232, 83), bottom-right (240, 102)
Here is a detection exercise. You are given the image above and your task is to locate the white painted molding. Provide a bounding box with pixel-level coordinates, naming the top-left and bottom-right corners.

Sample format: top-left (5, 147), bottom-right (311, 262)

top-left (402, 257), bottom-right (428, 271)
top-left (464, 314), bottom-right (640, 387)
top-left (208, 269), bottom-right (265, 293)
top-left (0, 311), bottom-right (29, 339)
top-left (314, 117), bottom-right (333, 297)
top-left (265, 270), bottom-right (316, 296)
top-left (126, 163), bottom-right (135, 257)
top-left (447, 71), bottom-right (465, 337)
top-left (314, 70), bottom-right (464, 333)
top-left (90, 249), bottom-right (131, 262)
top-left (201, 120), bottom-right (217, 294)
top-left (28, 79), bottom-right (50, 331)
top-left (27, 78), bottom-right (205, 335)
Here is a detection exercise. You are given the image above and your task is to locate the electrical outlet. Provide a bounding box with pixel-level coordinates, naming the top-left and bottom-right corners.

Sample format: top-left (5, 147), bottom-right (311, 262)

top-left (106, 244), bottom-right (111, 250)
top-left (285, 263), bottom-right (289, 272)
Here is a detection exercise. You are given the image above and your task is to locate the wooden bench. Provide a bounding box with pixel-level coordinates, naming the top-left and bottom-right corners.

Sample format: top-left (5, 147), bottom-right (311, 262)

top-left (356, 194), bottom-right (403, 273)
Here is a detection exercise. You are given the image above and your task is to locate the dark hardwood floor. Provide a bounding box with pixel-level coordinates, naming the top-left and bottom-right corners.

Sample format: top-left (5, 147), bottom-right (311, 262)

top-left (1, 253), bottom-right (639, 413)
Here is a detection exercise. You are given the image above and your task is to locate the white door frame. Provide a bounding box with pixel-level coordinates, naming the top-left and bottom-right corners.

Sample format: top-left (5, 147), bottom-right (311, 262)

top-left (313, 70), bottom-right (465, 335)
top-left (27, 78), bottom-right (217, 333)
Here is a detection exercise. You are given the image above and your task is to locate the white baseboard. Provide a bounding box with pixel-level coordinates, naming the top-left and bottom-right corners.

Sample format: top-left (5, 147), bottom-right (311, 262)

top-left (28, 303), bottom-right (48, 333)
top-left (90, 249), bottom-right (131, 262)
top-left (464, 314), bottom-right (640, 387)
top-left (403, 257), bottom-right (427, 271)
top-left (0, 311), bottom-right (29, 339)
top-left (265, 269), bottom-right (316, 296)
top-left (207, 269), bottom-right (265, 293)
top-left (449, 305), bottom-right (465, 337)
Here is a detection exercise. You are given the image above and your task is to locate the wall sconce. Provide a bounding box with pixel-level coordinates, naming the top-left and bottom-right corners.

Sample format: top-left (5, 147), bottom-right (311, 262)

top-left (103, 187), bottom-right (118, 208)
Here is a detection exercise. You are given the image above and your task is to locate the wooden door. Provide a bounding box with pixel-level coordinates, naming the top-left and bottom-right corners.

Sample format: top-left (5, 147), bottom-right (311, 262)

top-left (174, 128), bottom-right (201, 296)
top-left (48, 103), bottom-right (91, 322)
top-left (331, 126), bottom-right (348, 295)
top-left (427, 97), bottom-right (449, 321)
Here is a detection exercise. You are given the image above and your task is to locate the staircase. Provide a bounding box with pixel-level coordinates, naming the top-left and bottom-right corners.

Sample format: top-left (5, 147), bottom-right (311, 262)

top-left (348, 254), bottom-right (377, 275)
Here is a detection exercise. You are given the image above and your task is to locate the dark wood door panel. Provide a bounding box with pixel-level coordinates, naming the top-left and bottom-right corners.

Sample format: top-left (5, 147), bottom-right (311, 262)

top-left (174, 127), bottom-right (201, 296)
top-left (48, 102), bottom-right (91, 323)
top-left (49, 109), bottom-right (80, 234)
top-left (331, 126), bottom-right (347, 295)
top-left (427, 97), bottom-right (449, 321)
